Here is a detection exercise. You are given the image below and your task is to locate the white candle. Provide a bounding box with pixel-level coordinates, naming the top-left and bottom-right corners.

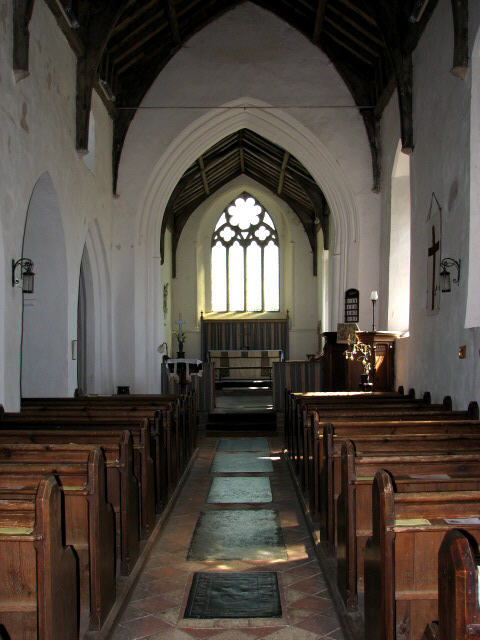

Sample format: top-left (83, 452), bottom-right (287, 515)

top-left (370, 290), bottom-right (379, 301)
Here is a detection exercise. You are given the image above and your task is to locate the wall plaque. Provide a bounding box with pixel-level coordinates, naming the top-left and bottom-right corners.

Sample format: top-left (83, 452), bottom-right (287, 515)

top-left (345, 288), bottom-right (359, 323)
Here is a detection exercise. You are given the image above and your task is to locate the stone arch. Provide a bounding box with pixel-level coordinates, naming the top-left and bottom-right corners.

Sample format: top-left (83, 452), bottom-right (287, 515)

top-left (21, 172), bottom-right (68, 397)
top-left (466, 28), bottom-right (480, 328)
top-left (388, 140), bottom-right (411, 331)
top-left (172, 174), bottom-right (319, 360)
top-left (134, 99), bottom-right (358, 390)
top-left (78, 221), bottom-right (113, 394)
top-left (77, 243), bottom-right (94, 394)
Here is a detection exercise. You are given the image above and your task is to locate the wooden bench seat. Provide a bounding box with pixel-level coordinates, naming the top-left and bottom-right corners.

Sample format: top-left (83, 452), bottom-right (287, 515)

top-left (0, 415), bottom-right (155, 538)
top-left (307, 417), bottom-right (480, 521)
top-left (0, 475), bottom-right (77, 639)
top-left (364, 470), bottom-right (480, 640)
top-left (291, 395), bottom-right (477, 492)
top-left (10, 400), bottom-right (192, 514)
top-left (322, 426), bottom-right (480, 545)
top-left (337, 441), bottom-right (480, 612)
top-left (22, 393), bottom-right (197, 484)
top-left (0, 450), bottom-right (116, 633)
top-left (0, 429), bottom-right (140, 575)
top-left (287, 391), bottom-right (440, 476)
top-left (300, 401), bottom-right (478, 486)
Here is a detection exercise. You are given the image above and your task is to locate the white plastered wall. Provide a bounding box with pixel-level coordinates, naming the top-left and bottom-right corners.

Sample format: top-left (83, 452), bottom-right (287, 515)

top-left (172, 176), bottom-right (318, 360)
top-left (114, 2), bottom-right (381, 392)
top-left (380, 0), bottom-right (480, 407)
top-left (0, 0), bottom-right (114, 408)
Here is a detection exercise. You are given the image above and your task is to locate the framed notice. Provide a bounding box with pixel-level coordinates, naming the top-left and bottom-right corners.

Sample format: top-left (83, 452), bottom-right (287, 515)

top-left (344, 288), bottom-right (359, 323)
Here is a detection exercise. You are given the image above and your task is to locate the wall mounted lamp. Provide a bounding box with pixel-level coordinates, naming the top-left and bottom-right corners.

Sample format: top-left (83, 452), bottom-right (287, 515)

top-left (440, 258), bottom-right (461, 293)
top-left (12, 258), bottom-right (35, 294)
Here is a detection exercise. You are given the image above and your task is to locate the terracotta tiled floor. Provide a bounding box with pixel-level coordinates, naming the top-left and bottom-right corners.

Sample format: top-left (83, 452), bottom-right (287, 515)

top-left (110, 435), bottom-right (346, 640)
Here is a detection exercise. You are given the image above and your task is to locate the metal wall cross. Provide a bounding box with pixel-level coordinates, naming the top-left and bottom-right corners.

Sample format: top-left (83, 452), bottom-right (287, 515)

top-left (428, 225), bottom-right (440, 311)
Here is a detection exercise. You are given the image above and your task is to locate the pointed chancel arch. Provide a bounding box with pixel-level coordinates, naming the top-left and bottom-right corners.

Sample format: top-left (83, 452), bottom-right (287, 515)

top-left (134, 99), bottom-right (359, 391)
top-left (159, 128), bottom-right (330, 278)
top-left (388, 141), bottom-right (411, 331)
top-left (21, 172), bottom-right (68, 397)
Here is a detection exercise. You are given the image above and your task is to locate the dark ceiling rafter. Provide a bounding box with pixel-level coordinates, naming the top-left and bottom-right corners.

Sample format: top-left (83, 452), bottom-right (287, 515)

top-left (165, 0), bottom-right (182, 44)
top-left (75, 1), bottom-right (132, 152)
top-left (313, 0), bottom-right (327, 43)
top-left (106, 0), bottom-right (450, 193)
top-left (14, 1), bottom-right (468, 196)
top-left (13, 0), bottom-right (35, 81)
top-left (159, 129), bottom-right (329, 277)
top-left (450, 0), bottom-right (468, 78)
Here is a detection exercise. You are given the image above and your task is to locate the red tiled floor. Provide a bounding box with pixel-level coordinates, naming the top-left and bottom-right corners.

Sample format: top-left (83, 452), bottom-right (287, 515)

top-left (109, 435), bottom-right (345, 640)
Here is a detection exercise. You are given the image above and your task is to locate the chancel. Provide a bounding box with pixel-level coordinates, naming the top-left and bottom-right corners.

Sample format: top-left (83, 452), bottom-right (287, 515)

top-left (1, 1), bottom-right (480, 639)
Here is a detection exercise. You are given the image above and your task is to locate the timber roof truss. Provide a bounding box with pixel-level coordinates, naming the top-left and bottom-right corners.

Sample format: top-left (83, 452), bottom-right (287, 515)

top-left (13, 0), bottom-right (468, 195)
top-left (159, 128), bottom-right (330, 276)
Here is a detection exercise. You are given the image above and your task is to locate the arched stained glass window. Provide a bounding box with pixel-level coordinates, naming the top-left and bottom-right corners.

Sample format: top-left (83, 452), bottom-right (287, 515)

top-left (211, 194), bottom-right (280, 312)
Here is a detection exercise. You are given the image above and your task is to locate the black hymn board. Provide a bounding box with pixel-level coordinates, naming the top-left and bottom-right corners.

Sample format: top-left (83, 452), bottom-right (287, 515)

top-left (344, 288), bottom-right (359, 323)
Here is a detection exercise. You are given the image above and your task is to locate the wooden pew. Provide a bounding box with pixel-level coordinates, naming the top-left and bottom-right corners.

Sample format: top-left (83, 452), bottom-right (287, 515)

top-left (422, 529), bottom-right (480, 639)
top-left (337, 441), bottom-right (480, 612)
top-left (300, 398), bottom-right (478, 489)
top-left (292, 394), bottom-right (476, 491)
top-left (0, 429), bottom-right (140, 575)
top-left (286, 390), bottom-right (432, 476)
top-left (364, 470), bottom-right (480, 640)
top-left (15, 399), bottom-right (190, 513)
top-left (0, 449), bottom-right (116, 633)
top-left (0, 475), bottom-right (77, 639)
top-left (308, 416), bottom-right (480, 523)
top-left (20, 392), bottom-right (198, 495)
top-left (322, 426), bottom-right (480, 545)
top-left (0, 415), bottom-right (155, 538)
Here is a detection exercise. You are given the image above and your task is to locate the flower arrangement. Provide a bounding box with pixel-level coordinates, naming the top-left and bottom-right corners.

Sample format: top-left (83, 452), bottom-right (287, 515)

top-left (172, 329), bottom-right (187, 345)
top-left (344, 338), bottom-right (372, 375)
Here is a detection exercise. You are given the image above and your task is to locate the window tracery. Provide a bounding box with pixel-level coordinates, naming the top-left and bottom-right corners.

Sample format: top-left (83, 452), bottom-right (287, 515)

top-left (211, 194), bottom-right (280, 312)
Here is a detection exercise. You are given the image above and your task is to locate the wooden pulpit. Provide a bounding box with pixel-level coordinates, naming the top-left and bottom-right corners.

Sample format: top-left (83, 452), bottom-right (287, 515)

top-left (319, 330), bottom-right (399, 392)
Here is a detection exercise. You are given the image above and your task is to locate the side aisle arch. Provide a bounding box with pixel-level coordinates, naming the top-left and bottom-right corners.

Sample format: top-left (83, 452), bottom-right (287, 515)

top-left (21, 172), bottom-right (68, 397)
top-left (78, 221), bottom-right (113, 394)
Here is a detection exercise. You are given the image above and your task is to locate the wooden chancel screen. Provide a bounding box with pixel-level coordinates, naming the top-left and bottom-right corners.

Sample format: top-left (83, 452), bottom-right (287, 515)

top-left (201, 317), bottom-right (289, 380)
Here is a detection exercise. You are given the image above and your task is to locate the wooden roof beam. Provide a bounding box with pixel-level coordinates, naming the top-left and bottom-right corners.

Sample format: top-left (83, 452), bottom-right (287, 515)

top-left (13, 0), bottom-right (35, 81)
top-left (313, 0), bottom-right (327, 44)
top-left (361, 1), bottom-right (414, 153)
top-left (450, 0), bottom-right (468, 79)
top-left (324, 16), bottom-right (380, 57)
top-left (108, 12), bottom-right (161, 56)
top-left (198, 156), bottom-right (210, 195)
top-left (327, 4), bottom-right (385, 47)
top-left (336, 0), bottom-right (377, 26)
top-left (277, 152), bottom-right (290, 195)
top-left (112, 23), bottom-right (168, 65)
top-left (43, 0), bottom-right (85, 56)
top-left (164, 0), bottom-right (181, 45)
top-left (323, 31), bottom-right (374, 65)
top-left (239, 131), bottom-right (245, 173)
top-left (113, 0), bottom-right (157, 34)
top-left (76, 1), bottom-right (130, 151)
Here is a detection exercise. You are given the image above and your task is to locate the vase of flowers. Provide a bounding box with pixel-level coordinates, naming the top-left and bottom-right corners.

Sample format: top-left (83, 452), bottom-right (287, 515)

top-left (173, 329), bottom-right (186, 358)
